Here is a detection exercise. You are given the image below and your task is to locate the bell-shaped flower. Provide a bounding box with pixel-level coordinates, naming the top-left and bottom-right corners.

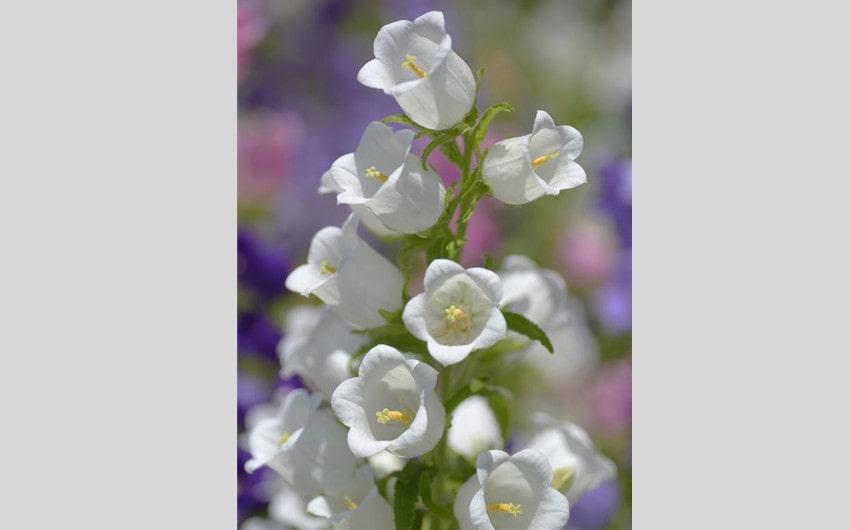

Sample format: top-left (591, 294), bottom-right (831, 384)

top-left (403, 259), bottom-right (506, 366)
top-left (319, 172), bottom-right (400, 239)
top-left (284, 213), bottom-right (404, 329)
top-left (447, 395), bottom-right (504, 461)
top-left (306, 464), bottom-right (394, 530)
top-left (454, 449), bottom-right (570, 530)
top-left (326, 121), bottom-right (446, 234)
top-left (244, 389), bottom-right (360, 501)
top-left (357, 11), bottom-right (476, 130)
top-left (278, 306), bottom-right (366, 399)
top-left (331, 345), bottom-right (445, 458)
top-left (482, 110), bottom-right (586, 205)
top-left (519, 414), bottom-right (617, 505)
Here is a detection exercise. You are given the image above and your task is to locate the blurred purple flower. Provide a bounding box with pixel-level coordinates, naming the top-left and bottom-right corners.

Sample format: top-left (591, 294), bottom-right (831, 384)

top-left (237, 370), bottom-right (276, 431)
top-left (237, 230), bottom-right (290, 301)
top-left (238, 0), bottom-right (268, 82)
top-left (590, 248), bottom-right (631, 335)
top-left (238, 446), bottom-right (275, 525)
top-left (238, 110), bottom-right (304, 205)
top-left (238, 312), bottom-right (281, 361)
top-left (568, 480), bottom-right (622, 530)
top-left (597, 158), bottom-right (632, 249)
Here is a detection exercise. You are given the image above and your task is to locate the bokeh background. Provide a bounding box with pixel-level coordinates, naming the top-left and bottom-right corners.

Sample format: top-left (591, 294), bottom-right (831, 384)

top-left (237, 0), bottom-right (631, 528)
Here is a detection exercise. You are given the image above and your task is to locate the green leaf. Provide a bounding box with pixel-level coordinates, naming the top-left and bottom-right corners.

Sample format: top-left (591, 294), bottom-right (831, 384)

top-left (502, 310), bottom-right (554, 353)
top-left (473, 102), bottom-right (514, 147)
top-left (483, 255), bottom-right (495, 270)
top-left (381, 113), bottom-right (421, 129)
top-left (421, 132), bottom-right (459, 170)
top-left (394, 461), bottom-right (424, 530)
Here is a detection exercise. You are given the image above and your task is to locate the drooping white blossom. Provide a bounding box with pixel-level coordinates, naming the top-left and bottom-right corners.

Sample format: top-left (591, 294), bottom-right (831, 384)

top-left (244, 389), bottom-right (360, 501)
top-left (326, 121), bottom-right (446, 234)
top-left (482, 110), bottom-right (586, 205)
top-left (306, 464), bottom-right (394, 530)
top-left (519, 413), bottom-right (617, 505)
top-left (403, 259), bottom-right (506, 366)
top-left (284, 213), bottom-right (404, 329)
top-left (454, 449), bottom-right (570, 530)
top-left (331, 345), bottom-right (445, 458)
top-left (499, 254), bottom-right (599, 384)
top-left (447, 395), bottom-right (504, 461)
top-left (357, 11), bottom-right (476, 130)
top-left (278, 306), bottom-right (365, 399)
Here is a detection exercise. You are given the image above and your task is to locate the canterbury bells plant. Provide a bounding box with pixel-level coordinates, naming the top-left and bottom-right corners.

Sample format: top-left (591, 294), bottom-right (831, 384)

top-left (246, 10), bottom-right (618, 530)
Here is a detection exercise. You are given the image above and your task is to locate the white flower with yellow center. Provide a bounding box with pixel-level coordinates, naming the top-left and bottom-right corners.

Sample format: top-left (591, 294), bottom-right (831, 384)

top-left (357, 11), bottom-right (476, 130)
top-left (244, 390), bottom-right (360, 501)
top-left (278, 306), bottom-right (366, 399)
top-left (519, 413), bottom-right (617, 505)
top-left (403, 259), bottom-right (506, 366)
top-left (331, 345), bottom-right (445, 458)
top-left (482, 110), bottom-right (586, 205)
top-left (284, 213), bottom-right (404, 329)
top-left (326, 121), bottom-right (446, 234)
top-left (306, 464), bottom-right (394, 530)
top-left (454, 449), bottom-right (570, 530)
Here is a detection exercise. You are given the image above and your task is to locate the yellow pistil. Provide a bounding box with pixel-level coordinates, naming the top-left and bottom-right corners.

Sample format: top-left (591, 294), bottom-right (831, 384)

top-left (343, 496), bottom-right (358, 510)
top-left (278, 431), bottom-right (291, 445)
top-left (402, 54), bottom-right (428, 78)
top-left (364, 166), bottom-right (388, 183)
top-left (531, 152), bottom-right (559, 169)
top-left (319, 260), bottom-right (337, 275)
top-left (376, 408), bottom-right (413, 425)
top-left (487, 502), bottom-right (523, 518)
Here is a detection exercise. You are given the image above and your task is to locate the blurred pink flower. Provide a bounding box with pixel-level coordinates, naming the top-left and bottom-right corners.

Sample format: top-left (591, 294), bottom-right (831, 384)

top-left (557, 219), bottom-right (620, 291)
top-left (238, 110), bottom-right (304, 205)
top-left (581, 358), bottom-right (631, 435)
top-left (238, 0), bottom-right (268, 81)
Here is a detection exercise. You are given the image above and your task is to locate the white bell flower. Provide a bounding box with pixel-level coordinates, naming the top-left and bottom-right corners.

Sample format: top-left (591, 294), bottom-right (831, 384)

top-left (268, 484), bottom-right (331, 530)
top-left (331, 345), bottom-right (445, 458)
top-left (244, 389), bottom-right (360, 501)
top-left (482, 110), bottom-right (586, 205)
top-left (520, 413), bottom-right (617, 505)
top-left (278, 306), bottom-right (365, 399)
top-left (284, 213), bottom-right (404, 329)
top-left (357, 11), bottom-right (476, 130)
top-left (447, 395), bottom-right (504, 461)
top-left (403, 259), bottom-right (506, 366)
top-left (306, 464), bottom-right (394, 530)
top-left (327, 121), bottom-right (446, 234)
top-left (319, 172), bottom-right (401, 239)
top-left (454, 449), bottom-right (570, 530)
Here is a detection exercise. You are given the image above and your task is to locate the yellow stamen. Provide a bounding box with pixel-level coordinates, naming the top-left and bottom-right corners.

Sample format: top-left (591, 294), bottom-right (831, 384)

top-left (319, 260), bottom-right (337, 275)
top-left (402, 54), bottom-right (428, 78)
top-left (431, 304), bottom-right (473, 344)
top-left (531, 152), bottom-right (559, 169)
top-left (343, 496), bottom-right (358, 510)
top-left (278, 431), bottom-right (291, 445)
top-left (376, 408), bottom-right (413, 425)
top-left (487, 502), bottom-right (523, 518)
top-left (364, 166), bottom-right (388, 183)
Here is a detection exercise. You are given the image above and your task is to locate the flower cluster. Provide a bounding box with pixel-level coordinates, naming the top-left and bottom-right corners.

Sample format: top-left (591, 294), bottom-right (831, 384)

top-left (242, 11), bottom-right (618, 530)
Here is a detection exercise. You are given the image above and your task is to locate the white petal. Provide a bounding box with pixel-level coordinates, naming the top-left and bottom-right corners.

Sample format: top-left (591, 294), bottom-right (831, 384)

top-left (527, 488), bottom-right (570, 530)
top-left (470, 309), bottom-right (507, 351)
top-left (464, 267), bottom-right (503, 304)
top-left (426, 340), bottom-right (474, 366)
top-left (306, 496), bottom-right (333, 518)
top-left (468, 487), bottom-right (495, 530)
top-left (453, 475), bottom-right (483, 530)
top-left (402, 293), bottom-right (430, 342)
top-left (448, 395), bottom-right (504, 460)
top-left (423, 258), bottom-right (465, 291)
top-left (531, 110), bottom-right (556, 135)
top-left (476, 449), bottom-right (511, 485)
top-left (357, 58), bottom-right (394, 89)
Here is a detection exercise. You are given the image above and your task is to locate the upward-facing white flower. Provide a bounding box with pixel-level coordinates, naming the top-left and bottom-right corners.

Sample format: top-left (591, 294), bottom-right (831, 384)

top-left (331, 345), bottom-right (445, 458)
top-left (454, 449), bottom-right (570, 530)
top-left (327, 121), bottom-right (446, 234)
top-left (278, 306), bottom-right (365, 399)
top-left (482, 110), bottom-right (586, 205)
top-left (520, 413), bottom-right (617, 505)
top-left (403, 259), bottom-right (506, 366)
top-left (357, 11), bottom-right (476, 130)
top-left (284, 213), bottom-right (404, 329)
